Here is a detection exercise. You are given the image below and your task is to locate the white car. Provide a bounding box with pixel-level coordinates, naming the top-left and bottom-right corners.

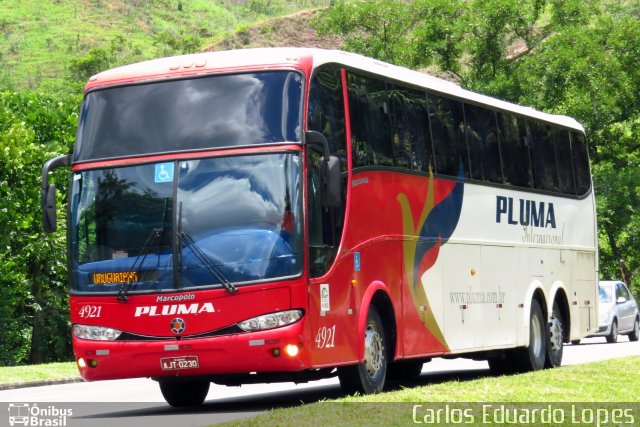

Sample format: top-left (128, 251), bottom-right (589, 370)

top-left (584, 280), bottom-right (640, 343)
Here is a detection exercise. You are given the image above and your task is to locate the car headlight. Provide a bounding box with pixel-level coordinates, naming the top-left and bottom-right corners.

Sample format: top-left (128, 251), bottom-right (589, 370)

top-left (73, 324), bottom-right (122, 341)
top-left (237, 309), bottom-right (303, 332)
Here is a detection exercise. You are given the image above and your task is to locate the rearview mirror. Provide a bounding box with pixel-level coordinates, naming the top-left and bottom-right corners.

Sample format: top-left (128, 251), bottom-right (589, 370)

top-left (305, 131), bottom-right (342, 207)
top-left (322, 155), bottom-right (342, 208)
top-left (41, 154), bottom-right (72, 233)
top-left (617, 296), bottom-right (627, 304)
top-left (43, 184), bottom-right (57, 233)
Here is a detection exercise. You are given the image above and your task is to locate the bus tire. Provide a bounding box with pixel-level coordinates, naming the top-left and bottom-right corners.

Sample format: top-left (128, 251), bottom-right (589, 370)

top-left (338, 306), bottom-right (387, 394)
top-left (159, 380), bottom-right (210, 407)
top-left (606, 320), bottom-right (618, 343)
top-left (545, 301), bottom-right (564, 368)
top-left (516, 299), bottom-right (546, 372)
top-left (629, 317), bottom-right (640, 342)
top-left (387, 359), bottom-right (424, 381)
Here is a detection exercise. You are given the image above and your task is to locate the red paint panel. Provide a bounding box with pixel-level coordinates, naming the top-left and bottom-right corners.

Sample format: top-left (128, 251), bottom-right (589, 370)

top-left (72, 144), bottom-right (302, 171)
top-left (71, 285), bottom-right (295, 337)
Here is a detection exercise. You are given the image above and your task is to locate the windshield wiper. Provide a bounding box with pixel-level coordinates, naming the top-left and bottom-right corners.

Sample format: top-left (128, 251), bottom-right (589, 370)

top-left (117, 198), bottom-right (170, 301)
top-left (117, 227), bottom-right (162, 301)
top-left (178, 231), bottom-right (237, 294)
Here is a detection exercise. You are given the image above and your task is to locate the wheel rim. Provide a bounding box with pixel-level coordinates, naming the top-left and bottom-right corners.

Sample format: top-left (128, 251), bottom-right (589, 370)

top-left (364, 324), bottom-right (384, 378)
top-left (549, 315), bottom-right (563, 352)
top-left (612, 322), bottom-right (617, 336)
top-left (531, 312), bottom-right (543, 357)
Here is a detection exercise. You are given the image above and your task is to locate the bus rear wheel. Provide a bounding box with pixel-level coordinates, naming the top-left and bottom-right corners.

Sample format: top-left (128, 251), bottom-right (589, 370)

top-left (545, 301), bottom-right (564, 368)
top-left (159, 379), bottom-right (210, 407)
top-left (515, 299), bottom-right (546, 372)
top-left (338, 306), bottom-right (387, 394)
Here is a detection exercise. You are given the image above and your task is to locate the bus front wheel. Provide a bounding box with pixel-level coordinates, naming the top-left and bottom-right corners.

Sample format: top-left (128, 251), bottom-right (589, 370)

top-left (159, 380), bottom-right (210, 407)
top-left (338, 306), bottom-right (387, 394)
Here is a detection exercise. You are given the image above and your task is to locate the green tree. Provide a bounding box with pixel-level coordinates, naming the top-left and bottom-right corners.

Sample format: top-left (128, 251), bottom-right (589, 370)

top-left (318, 0), bottom-right (640, 295)
top-left (0, 91), bottom-right (79, 365)
top-left (69, 48), bottom-right (111, 81)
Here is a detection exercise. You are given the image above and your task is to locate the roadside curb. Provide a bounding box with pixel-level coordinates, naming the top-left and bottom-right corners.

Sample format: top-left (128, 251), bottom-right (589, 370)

top-left (0, 377), bottom-right (83, 391)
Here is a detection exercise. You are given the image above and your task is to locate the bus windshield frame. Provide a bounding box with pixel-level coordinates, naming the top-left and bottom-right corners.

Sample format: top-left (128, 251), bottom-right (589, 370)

top-left (69, 151), bottom-right (304, 295)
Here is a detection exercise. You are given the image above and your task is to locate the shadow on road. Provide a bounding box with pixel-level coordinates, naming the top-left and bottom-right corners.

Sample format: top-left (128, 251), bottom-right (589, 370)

top-left (76, 367), bottom-right (490, 421)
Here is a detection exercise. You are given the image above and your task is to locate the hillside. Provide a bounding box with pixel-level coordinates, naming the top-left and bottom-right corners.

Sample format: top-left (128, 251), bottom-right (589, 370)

top-left (203, 9), bottom-right (342, 52)
top-left (0, 0), bottom-right (334, 92)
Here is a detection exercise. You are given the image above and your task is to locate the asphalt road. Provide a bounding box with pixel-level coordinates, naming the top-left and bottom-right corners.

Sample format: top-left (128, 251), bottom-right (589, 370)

top-left (1, 337), bottom-right (638, 427)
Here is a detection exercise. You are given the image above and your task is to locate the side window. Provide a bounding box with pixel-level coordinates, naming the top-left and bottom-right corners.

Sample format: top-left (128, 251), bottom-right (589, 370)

top-left (528, 121), bottom-right (559, 192)
top-left (465, 103), bottom-right (502, 183)
top-left (388, 84), bottom-right (433, 172)
top-left (347, 73), bottom-right (393, 167)
top-left (553, 128), bottom-right (576, 195)
top-left (497, 113), bottom-right (532, 188)
top-left (427, 93), bottom-right (469, 177)
top-left (308, 66), bottom-right (347, 170)
top-left (571, 131), bottom-right (591, 195)
top-left (618, 283), bottom-right (631, 301)
top-left (307, 65), bottom-right (347, 278)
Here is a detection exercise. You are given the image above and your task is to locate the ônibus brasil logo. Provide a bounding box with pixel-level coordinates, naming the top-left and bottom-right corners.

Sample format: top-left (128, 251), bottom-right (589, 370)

top-left (8, 403), bottom-right (72, 426)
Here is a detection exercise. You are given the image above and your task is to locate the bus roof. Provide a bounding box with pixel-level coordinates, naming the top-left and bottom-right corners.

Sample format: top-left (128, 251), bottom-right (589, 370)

top-left (86, 47), bottom-right (584, 132)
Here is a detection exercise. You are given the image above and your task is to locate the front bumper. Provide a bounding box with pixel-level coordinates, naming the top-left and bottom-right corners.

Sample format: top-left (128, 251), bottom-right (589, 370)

top-left (586, 322), bottom-right (611, 337)
top-left (73, 320), bottom-right (308, 381)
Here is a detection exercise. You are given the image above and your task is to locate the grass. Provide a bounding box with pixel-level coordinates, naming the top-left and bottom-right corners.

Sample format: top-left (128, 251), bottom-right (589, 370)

top-left (0, 0), bottom-right (329, 92)
top-left (0, 362), bottom-right (78, 384)
top-left (217, 356), bottom-right (640, 426)
top-left (1, 357), bottom-right (638, 426)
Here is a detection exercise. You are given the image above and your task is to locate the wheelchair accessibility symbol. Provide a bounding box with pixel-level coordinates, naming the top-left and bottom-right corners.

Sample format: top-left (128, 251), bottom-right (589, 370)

top-left (155, 163), bottom-right (174, 183)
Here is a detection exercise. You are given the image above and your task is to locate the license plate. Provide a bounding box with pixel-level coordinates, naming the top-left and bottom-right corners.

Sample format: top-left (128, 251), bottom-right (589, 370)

top-left (160, 356), bottom-right (199, 371)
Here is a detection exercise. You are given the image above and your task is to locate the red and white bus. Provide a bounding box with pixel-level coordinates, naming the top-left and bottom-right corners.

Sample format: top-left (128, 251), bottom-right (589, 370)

top-left (42, 48), bottom-right (597, 406)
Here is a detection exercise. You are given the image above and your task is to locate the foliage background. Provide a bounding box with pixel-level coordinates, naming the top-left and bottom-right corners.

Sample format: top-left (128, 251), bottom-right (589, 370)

top-left (317, 0), bottom-right (640, 295)
top-left (0, 0), bottom-right (638, 365)
top-left (0, 0), bottom-right (329, 365)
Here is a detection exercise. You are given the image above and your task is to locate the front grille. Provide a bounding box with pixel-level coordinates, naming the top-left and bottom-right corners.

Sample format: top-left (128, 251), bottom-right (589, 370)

top-left (116, 324), bottom-right (243, 341)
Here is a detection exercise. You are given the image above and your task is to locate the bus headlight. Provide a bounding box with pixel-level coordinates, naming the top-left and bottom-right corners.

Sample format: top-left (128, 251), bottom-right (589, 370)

top-left (73, 324), bottom-right (122, 341)
top-left (237, 310), bottom-right (303, 332)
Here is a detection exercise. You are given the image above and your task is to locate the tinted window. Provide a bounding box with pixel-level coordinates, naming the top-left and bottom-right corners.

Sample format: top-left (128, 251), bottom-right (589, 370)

top-left (428, 93), bottom-right (468, 177)
top-left (528, 121), bottom-right (559, 192)
top-left (75, 71), bottom-right (303, 161)
top-left (465, 103), bottom-right (502, 183)
top-left (307, 65), bottom-right (347, 278)
top-left (348, 73), bottom-right (393, 167)
top-left (571, 131), bottom-right (591, 195)
top-left (308, 66), bottom-right (347, 168)
top-left (388, 84), bottom-right (433, 172)
top-left (553, 128), bottom-right (576, 194)
top-left (497, 113), bottom-right (532, 187)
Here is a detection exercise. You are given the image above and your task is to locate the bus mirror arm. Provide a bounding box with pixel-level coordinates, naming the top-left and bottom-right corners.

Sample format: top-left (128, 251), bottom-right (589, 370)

top-left (305, 131), bottom-right (342, 207)
top-left (305, 130), bottom-right (331, 160)
top-left (41, 154), bottom-right (72, 233)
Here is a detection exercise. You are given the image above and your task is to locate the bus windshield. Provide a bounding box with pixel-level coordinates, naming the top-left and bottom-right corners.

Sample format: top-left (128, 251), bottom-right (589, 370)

top-left (69, 153), bottom-right (303, 293)
top-left (74, 71), bottom-right (303, 162)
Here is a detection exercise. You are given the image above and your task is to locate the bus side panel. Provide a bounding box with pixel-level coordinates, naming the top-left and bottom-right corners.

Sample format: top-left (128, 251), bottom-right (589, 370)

top-left (306, 253), bottom-right (361, 367)
top-left (341, 170), bottom-right (460, 358)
